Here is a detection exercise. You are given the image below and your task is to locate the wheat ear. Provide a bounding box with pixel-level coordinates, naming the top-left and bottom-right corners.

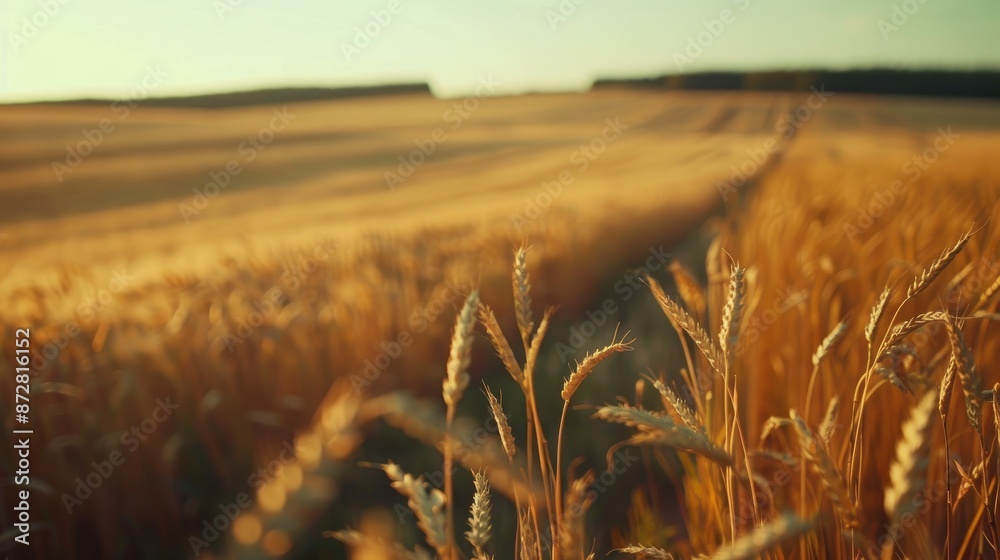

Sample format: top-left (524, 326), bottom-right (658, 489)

top-left (908, 226), bottom-right (974, 299)
top-left (512, 247), bottom-right (534, 352)
top-left (647, 275), bottom-right (724, 373)
top-left (483, 385), bottom-right (516, 462)
top-left (718, 265), bottom-right (746, 367)
top-left (884, 391), bottom-right (937, 523)
top-left (479, 303), bottom-right (524, 385)
top-left (790, 410), bottom-right (858, 528)
top-left (616, 545), bottom-right (674, 559)
top-left (465, 470), bottom-right (493, 558)
top-left (669, 259), bottom-right (706, 320)
top-left (371, 462), bottom-right (449, 557)
top-left (706, 512), bottom-right (816, 560)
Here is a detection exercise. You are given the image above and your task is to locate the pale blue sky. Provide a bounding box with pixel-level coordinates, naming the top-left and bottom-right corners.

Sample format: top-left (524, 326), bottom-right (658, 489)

top-left (2, 0), bottom-right (998, 102)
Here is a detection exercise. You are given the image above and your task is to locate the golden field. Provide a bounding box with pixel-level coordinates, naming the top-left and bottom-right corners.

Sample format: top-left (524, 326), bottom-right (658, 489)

top-left (2, 87), bottom-right (1000, 559)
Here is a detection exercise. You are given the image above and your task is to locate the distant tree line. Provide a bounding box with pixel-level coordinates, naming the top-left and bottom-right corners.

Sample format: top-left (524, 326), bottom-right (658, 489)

top-left (593, 69), bottom-right (1000, 98)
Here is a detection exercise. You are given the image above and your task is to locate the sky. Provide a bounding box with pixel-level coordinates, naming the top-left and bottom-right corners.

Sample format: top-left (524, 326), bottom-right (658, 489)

top-left (2, 0), bottom-right (999, 102)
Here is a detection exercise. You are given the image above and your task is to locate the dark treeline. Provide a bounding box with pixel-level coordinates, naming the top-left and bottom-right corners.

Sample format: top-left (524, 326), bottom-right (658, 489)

top-left (594, 69), bottom-right (1000, 99)
top-left (10, 69), bottom-right (999, 108)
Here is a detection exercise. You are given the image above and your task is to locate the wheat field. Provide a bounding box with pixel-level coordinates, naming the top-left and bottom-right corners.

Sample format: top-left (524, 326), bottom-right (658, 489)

top-left (2, 88), bottom-right (1000, 559)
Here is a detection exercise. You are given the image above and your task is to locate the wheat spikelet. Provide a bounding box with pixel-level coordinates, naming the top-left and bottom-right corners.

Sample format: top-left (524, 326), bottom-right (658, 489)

top-left (883, 311), bottom-right (947, 350)
top-left (944, 315), bottom-right (982, 430)
top-left (884, 390), bottom-right (936, 523)
top-left (718, 265), bottom-right (746, 367)
top-left (813, 319), bottom-right (848, 367)
top-left (760, 416), bottom-right (793, 443)
top-left (818, 396), bottom-right (840, 445)
top-left (372, 462), bottom-right (449, 556)
top-left (907, 226), bottom-right (974, 299)
top-left (669, 259), bottom-right (706, 319)
top-left (650, 377), bottom-right (705, 435)
top-left (595, 404), bottom-right (734, 467)
top-left (977, 272), bottom-right (1000, 308)
top-left (524, 306), bottom-right (555, 383)
top-left (790, 410), bottom-right (858, 528)
top-left (479, 303), bottom-right (524, 385)
top-left (706, 512), bottom-right (816, 560)
top-left (875, 366), bottom-right (911, 394)
top-left (865, 285), bottom-right (892, 344)
top-left (443, 290), bottom-right (480, 408)
top-left (558, 470), bottom-right (596, 557)
top-left (465, 471), bottom-right (493, 555)
top-left (517, 509), bottom-right (539, 560)
top-left (617, 545), bottom-right (674, 559)
top-left (512, 247), bottom-right (534, 350)
top-left (561, 333), bottom-right (634, 401)
top-left (647, 275), bottom-right (724, 373)
top-left (938, 358), bottom-right (957, 420)
top-left (484, 386), bottom-right (516, 461)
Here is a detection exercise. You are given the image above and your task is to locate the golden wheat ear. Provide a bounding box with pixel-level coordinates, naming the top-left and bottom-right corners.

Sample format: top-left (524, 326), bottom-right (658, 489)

top-left (364, 461), bottom-right (449, 558)
top-left (464, 470), bottom-right (493, 559)
top-left (615, 545), bottom-right (675, 559)
top-left (705, 512), bottom-right (816, 560)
